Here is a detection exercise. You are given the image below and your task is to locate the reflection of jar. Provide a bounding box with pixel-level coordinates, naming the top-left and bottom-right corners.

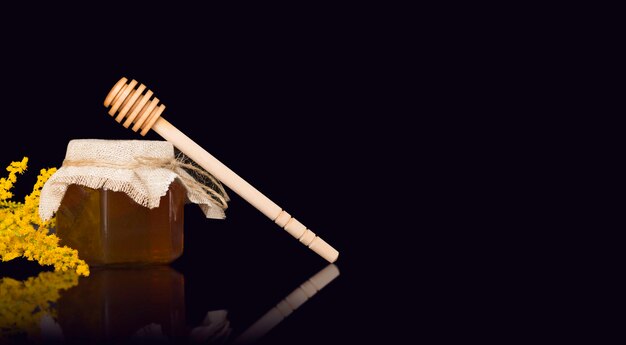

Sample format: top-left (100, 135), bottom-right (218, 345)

top-left (40, 139), bottom-right (227, 266)
top-left (57, 267), bottom-right (186, 341)
top-left (57, 180), bottom-right (185, 266)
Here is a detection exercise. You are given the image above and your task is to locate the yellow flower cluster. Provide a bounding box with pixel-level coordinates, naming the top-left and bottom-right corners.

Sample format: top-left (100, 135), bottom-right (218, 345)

top-left (0, 270), bottom-right (79, 337)
top-left (0, 158), bottom-right (89, 276)
top-left (0, 157), bottom-right (28, 200)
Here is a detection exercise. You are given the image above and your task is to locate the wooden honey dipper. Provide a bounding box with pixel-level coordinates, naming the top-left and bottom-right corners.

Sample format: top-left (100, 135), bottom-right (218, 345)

top-left (103, 77), bottom-right (339, 263)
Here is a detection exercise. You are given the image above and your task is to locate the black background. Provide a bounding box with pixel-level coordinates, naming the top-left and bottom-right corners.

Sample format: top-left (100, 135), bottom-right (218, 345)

top-left (0, 6), bottom-right (589, 343)
top-left (0, 7), bottom-right (415, 344)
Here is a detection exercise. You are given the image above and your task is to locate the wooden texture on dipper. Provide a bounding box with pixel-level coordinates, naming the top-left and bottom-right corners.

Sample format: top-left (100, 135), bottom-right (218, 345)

top-left (104, 77), bottom-right (339, 263)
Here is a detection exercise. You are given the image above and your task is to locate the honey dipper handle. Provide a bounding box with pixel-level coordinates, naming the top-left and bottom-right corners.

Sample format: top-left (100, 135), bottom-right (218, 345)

top-left (152, 118), bottom-right (339, 263)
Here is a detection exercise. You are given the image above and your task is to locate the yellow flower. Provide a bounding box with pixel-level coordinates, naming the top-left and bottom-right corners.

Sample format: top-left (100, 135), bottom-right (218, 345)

top-left (0, 158), bottom-right (89, 277)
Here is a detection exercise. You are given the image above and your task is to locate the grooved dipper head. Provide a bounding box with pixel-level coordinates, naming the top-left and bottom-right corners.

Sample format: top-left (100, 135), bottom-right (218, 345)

top-left (104, 77), bottom-right (166, 136)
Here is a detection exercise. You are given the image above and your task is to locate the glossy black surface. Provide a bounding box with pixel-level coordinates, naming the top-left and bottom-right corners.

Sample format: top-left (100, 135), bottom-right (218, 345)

top-left (0, 188), bottom-right (391, 345)
top-left (1, 262), bottom-right (339, 344)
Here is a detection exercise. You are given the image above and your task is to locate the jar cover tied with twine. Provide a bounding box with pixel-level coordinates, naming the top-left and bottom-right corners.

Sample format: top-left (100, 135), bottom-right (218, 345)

top-left (39, 139), bottom-right (229, 266)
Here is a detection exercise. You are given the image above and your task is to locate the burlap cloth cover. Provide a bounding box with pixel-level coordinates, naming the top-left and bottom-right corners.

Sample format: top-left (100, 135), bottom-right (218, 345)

top-left (39, 139), bottom-right (228, 221)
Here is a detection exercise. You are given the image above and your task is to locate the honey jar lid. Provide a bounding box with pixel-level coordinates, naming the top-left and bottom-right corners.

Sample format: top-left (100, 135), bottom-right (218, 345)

top-left (40, 139), bottom-right (228, 221)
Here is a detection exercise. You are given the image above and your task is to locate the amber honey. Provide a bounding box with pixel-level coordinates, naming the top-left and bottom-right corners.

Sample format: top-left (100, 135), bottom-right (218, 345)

top-left (56, 181), bottom-right (185, 266)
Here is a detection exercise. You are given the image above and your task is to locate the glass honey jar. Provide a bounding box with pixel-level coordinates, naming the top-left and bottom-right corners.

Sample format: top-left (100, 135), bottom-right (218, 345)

top-left (56, 180), bottom-right (185, 266)
top-left (39, 139), bottom-right (227, 266)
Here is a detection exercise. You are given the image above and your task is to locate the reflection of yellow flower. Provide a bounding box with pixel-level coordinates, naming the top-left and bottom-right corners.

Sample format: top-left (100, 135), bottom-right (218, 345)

top-left (0, 158), bottom-right (89, 276)
top-left (0, 271), bottom-right (79, 337)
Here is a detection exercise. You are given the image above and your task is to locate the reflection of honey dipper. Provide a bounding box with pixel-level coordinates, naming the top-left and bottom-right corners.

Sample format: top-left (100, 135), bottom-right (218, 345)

top-left (233, 264), bottom-right (340, 344)
top-left (104, 78), bottom-right (339, 263)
